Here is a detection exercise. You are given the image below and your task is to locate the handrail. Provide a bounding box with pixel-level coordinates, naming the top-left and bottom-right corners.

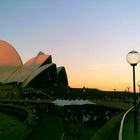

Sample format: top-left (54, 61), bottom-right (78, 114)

top-left (118, 106), bottom-right (134, 140)
top-left (61, 132), bottom-right (65, 140)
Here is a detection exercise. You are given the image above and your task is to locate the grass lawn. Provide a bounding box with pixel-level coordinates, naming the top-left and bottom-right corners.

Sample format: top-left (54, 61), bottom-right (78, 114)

top-left (26, 112), bottom-right (64, 140)
top-left (0, 112), bottom-right (28, 140)
top-left (78, 125), bottom-right (100, 140)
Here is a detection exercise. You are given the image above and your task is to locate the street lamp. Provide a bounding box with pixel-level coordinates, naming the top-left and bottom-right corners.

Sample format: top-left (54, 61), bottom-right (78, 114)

top-left (127, 85), bottom-right (130, 92)
top-left (137, 81), bottom-right (140, 93)
top-left (126, 50), bottom-right (140, 133)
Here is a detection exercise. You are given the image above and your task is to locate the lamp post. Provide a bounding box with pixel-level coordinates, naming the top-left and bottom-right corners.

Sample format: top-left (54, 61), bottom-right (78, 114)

top-left (126, 50), bottom-right (140, 133)
top-left (137, 81), bottom-right (140, 93)
top-left (127, 85), bottom-right (130, 92)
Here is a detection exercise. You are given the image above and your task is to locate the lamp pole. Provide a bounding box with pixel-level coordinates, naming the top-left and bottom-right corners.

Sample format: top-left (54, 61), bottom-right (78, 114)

top-left (137, 81), bottom-right (140, 93)
top-left (132, 64), bottom-right (138, 133)
top-left (127, 85), bottom-right (130, 92)
top-left (126, 50), bottom-right (140, 133)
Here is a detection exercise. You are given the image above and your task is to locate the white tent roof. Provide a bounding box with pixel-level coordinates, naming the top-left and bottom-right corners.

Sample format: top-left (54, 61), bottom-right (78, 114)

top-left (52, 99), bottom-right (96, 106)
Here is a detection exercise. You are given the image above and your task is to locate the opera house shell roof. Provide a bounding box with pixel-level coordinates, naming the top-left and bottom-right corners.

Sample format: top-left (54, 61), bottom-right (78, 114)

top-left (0, 40), bottom-right (68, 88)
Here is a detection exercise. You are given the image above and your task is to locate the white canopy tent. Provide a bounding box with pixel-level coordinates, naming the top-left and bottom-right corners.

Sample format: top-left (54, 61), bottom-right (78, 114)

top-left (52, 99), bottom-right (96, 106)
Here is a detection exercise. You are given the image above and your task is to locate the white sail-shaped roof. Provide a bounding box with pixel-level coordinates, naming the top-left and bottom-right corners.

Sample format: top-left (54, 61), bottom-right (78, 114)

top-left (22, 63), bottom-right (56, 87)
top-left (0, 40), bottom-right (23, 83)
top-left (0, 40), bottom-right (68, 88)
top-left (23, 51), bottom-right (52, 70)
top-left (7, 52), bottom-right (52, 83)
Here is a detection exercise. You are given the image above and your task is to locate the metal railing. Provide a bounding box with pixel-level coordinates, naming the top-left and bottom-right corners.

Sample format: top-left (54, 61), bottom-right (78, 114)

top-left (118, 106), bottom-right (133, 140)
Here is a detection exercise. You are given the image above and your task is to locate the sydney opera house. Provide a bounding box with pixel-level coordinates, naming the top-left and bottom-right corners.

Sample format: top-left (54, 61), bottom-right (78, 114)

top-left (0, 40), bottom-right (68, 88)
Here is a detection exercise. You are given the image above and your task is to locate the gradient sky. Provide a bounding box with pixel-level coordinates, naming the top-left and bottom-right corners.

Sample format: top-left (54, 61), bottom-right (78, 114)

top-left (1, 0), bottom-right (140, 91)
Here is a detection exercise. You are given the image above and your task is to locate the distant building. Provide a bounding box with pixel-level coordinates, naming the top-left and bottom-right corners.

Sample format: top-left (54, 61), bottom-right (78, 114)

top-left (0, 40), bottom-right (68, 88)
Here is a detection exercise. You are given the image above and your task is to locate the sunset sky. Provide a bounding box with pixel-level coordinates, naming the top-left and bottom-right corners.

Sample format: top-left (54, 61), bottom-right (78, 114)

top-left (1, 0), bottom-right (140, 91)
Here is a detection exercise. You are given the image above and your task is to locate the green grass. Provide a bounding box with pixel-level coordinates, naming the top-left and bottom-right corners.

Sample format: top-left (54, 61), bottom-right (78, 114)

top-left (0, 112), bottom-right (28, 140)
top-left (79, 125), bottom-right (100, 140)
top-left (26, 112), bottom-right (64, 140)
